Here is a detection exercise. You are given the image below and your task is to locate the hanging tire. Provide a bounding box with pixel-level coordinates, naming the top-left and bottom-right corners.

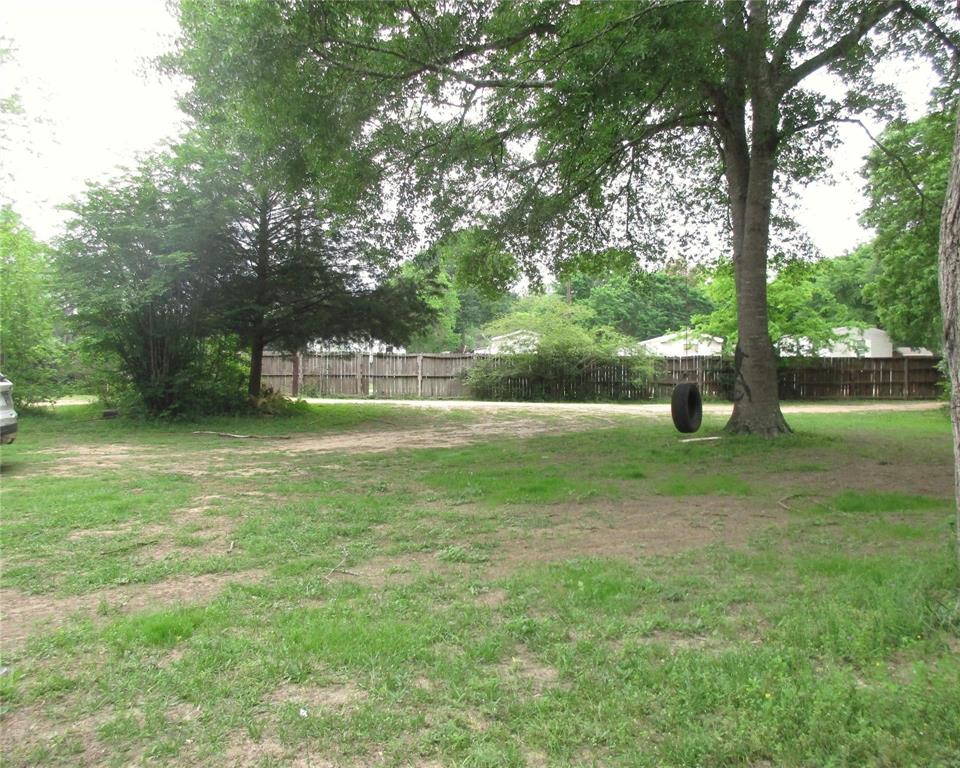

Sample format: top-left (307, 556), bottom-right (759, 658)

top-left (671, 383), bottom-right (702, 433)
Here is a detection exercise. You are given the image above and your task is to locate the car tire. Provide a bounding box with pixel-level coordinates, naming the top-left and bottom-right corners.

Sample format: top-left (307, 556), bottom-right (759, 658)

top-left (671, 383), bottom-right (703, 433)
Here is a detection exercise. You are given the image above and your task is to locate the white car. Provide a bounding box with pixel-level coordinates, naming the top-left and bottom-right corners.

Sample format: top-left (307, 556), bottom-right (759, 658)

top-left (0, 373), bottom-right (17, 444)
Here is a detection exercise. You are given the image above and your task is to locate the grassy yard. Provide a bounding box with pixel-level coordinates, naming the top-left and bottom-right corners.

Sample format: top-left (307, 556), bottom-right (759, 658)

top-left (1, 403), bottom-right (958, 767)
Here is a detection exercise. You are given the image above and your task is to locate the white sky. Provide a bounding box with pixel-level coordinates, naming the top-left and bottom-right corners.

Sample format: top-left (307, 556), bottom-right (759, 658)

top-left (0, 0), bottom-right (940, 259)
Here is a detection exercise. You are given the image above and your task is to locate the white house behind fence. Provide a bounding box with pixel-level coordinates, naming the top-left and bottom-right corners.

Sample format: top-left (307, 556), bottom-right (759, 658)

top-left (474, 330), bottom-right (541, 355)
top-left (469, 325), bottom-right (932, 359)
top-left (635, 330), bottom-right (725, 357)
top-left (779, 327), bottom-right (934, 358)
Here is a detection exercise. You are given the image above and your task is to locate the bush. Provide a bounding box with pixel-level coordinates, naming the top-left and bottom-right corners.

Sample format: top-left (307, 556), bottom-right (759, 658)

top-left (135, 335), bottom-right (248, 419)
top-left (466, 341), bottom-right (652, 402)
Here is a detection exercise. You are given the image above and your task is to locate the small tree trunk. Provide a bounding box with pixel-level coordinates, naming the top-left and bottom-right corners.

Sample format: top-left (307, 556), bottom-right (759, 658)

top-left (248, 335), bottom-right (265, 398)
top-left (938, 107), bottom-right (960, 565)
top-left (291, 349), bottom-right (302, 397)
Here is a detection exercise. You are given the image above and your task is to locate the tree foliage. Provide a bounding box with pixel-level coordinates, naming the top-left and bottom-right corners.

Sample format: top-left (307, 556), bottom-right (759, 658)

top-left (58, 139), bottom-right (436, 414)
top-left (565, 270), bottom-right (713, 341)
top-left (0, 207), bottom-right (62, 406)
top-left (861, 107), bottom-right (957, 349)
top-left (694, 262), bottom-right (849, 355)
top-left (813, 246), bottom-right (879, 327)
top-left (404, 229), bottom-right (518, 352)
top-left (57, 157), bottom-right (244, 416)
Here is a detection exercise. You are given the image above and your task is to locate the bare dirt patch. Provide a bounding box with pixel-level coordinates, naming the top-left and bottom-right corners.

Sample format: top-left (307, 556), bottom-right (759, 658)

top-left (498, 647), bottom-right (560, 695)
top-left (222, 734), bottom-right (317, 768)
top-left (771, 448), bottom-right (956, 500)
top-left (485, 495), bottom-right (784, 576)
top-left (473, 588), bottom-right (508, 608)
top-left (331, 551), bottom-right (463, 588)
top-left (523, 748), bottom-right (550, 768)
top-left (66, 496), bottom-right (237, 560)
top-left (0, 569), bottom-right (265, 652)
top-left (245, 415), bottom-right (610, 458)
top-left (0, 702), bottom-right (113, 767)
top-left (35, 443), bottom-right (157, 476)
top-left (267, 681), bottom-right (367, 713)
top-left (632, 630), bottom-right (725, 654)
top-left (28, 413), bottom-right (616, 478)
top-left (301, 397), bottom-right (943, 417)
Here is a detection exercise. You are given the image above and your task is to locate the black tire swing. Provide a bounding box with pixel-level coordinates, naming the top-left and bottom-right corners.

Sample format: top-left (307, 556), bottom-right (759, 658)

top-left (671, 383), bottom-right (703, 433)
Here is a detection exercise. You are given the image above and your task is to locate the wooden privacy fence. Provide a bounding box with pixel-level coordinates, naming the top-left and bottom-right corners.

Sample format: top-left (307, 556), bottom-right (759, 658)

top-left (261, 351), bottom-right (943, 401)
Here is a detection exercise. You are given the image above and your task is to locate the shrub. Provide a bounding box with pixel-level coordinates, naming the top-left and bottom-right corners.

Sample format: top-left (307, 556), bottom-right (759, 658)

top-left (466, 336), bottom-right (652, 402)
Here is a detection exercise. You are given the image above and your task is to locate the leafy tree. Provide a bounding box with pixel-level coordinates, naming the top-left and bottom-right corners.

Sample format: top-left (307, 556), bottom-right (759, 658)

top-left (57, 157), bottom-right (242, 416)
top-left (406, 229), bottom-right (518, 352)
top-left (812, 246), bottom-right (879, 327)
top-left (180, 136), bottom-right (434, 397)
top-left (861, 107), bottom-right (957, 349)
top-left (0, 207), bottom-right (62, 406)
top-left (181, 1), bottom-right (958, 434)
top-left (694, 262), bottom-right (848, 355)
top-left (403, 261), bottom-right (461, 353)
top-left (166, 6), bottom-right (440, 395)
top-left (564, 271), bottom-right (713, 341)
top-left (482, 294), bottom-right (598, 342)
top-left (60, 140), bottom-right (437, 411)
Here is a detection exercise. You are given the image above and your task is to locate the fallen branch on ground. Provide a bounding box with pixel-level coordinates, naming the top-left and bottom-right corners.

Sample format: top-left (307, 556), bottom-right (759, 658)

top-left (192, 431), bottom-right (292, 440)
top-left (778, 493), bottom-right (804, 511)
top-left (324, 552), bottom-right (360, 581)
top-left (100, 538), bottom-right (160, 555)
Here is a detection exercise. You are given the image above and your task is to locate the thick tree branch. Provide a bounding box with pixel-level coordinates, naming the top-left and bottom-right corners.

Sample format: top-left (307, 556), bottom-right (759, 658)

top-left (310, 41), bottom-right (558, 89)
top-left (779, 3), bottom-right (899, 92)
top-left (772, 0), bottom-right (817, 71)
top-left (310, 18), bottom-right (560, 91)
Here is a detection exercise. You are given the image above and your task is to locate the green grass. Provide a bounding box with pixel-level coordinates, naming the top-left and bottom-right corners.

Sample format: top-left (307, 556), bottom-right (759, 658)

top-left (1, 402), bottom-right (958, 767)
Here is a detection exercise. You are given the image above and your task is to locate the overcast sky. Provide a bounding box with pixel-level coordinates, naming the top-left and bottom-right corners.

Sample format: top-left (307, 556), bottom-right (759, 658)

top-left (0, 0), bottom-right (940, 260)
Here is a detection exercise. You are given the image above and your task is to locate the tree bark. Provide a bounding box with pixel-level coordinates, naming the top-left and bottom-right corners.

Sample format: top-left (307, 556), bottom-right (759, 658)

top-left (248, 195), bottom-right (272, 399)
top-left (938, 107), bottom-right (960, 565)
top-left (719, 72), bottom-right (791, 436)
top-left (248, 335), bottom-right (265, 398)
top-left (726, 145), bottom-right (790, 435)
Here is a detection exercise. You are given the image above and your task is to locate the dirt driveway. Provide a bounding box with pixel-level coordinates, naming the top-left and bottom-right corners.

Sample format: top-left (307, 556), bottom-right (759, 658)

top-left (301, 397), bottom-right (943, 416)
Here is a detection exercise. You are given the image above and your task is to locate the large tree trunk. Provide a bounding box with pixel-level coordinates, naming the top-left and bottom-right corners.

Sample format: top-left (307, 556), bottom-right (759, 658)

top-left (722, 113), bottom-right (791, 436)
top-left (248, 335), bottom-right (265, 398)
top-left (938, 107), bottom-right (960, 564)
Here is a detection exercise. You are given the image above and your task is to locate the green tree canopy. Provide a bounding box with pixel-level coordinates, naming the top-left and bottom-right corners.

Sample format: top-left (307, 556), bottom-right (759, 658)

top-left (563, 270), bottom-right (713, 342)
top-left (694, 262), bottom-right (850, 355)
top-left (812, 246), bottom-right (880, 327)
top-left (861, 106), bottom-right (957, 349)
top-left (482, 293), bottom-right (633, 353)
top-left (0, 207), bottom-right (62, 406)
top-left (405, 229), bottom-right (519, 353)
top-left (59, 142), bottom-right (436, 413)
top-left (57, 156), bottom-right (238, 415)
